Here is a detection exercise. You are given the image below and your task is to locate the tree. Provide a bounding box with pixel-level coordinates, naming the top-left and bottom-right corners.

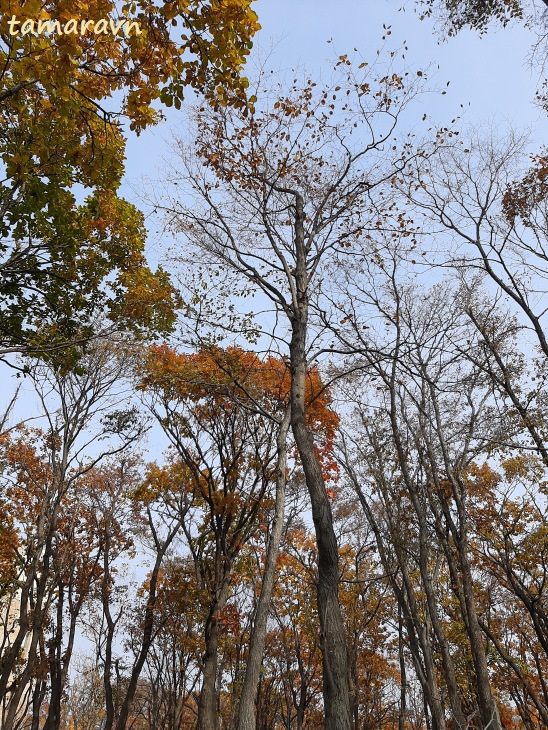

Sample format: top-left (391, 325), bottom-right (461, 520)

top-left (62, 658), bottom-right (107, 730)
top-left (39, 458), bottom-right (137, 730)
top-left (416, 0), bottom-right (529, 35)
top-left (99, 458), bottom-right (188, 730)
top-left (238, 354), bottom-right (339, 730)
top-left (0, 0), bottom-right (259, 360)
top-left (414, 0), bottom-right (548, 114)
top-left (334, 502), bottom-right (402, 730)
top-left (332, 238), bottom-right (511, 730)
top-left (0, 340), bottom-right (145, 730)
top-left (132, 556), bottom-right (203, 730)
top-left (153, 54), bottom-right (428, 729)
top-left (273, 529), bottom-right (325, 730)
top-left (139, 346), bottom-right (295, 730)
top-left (468, 456), bottom-right (548, 727)
top-left (0, 187), bottom-right (180, 365)
top-left (237, 404), bottom-right (291, 730)
top-left (399, 132), bottom-right (548, 471)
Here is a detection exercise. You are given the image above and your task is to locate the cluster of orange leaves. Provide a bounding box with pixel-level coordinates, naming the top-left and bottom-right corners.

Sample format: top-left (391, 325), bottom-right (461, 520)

top-left (503, 155), bottom-right (548, 225)
top-left (140, 344), bottom-right (340, 483)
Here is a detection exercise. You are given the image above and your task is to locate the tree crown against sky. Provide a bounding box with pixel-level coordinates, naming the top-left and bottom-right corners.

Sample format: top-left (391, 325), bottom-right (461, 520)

top-left (152, 54), bottom-right (435, 335)
top-left (147, 54), bottom-right (454, 730)
top-left (0, 0), bottom-right (260, 364)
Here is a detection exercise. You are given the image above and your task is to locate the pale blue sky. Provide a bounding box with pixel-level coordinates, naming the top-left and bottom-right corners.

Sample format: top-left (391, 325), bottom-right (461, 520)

top-left (251, 0), bottom-right (546, 130)
top-left (1, 0), bottom-right (545, 671)
top-left (114, 0), bottom-right (544, 361)
top-left (122, 0), bottom-right (548, 262)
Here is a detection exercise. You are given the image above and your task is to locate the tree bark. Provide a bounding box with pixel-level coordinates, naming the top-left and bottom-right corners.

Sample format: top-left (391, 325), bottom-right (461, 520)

top-left (456, 524), bottom-right (503, 730)
top-left (341, 440), bottom-right (446, 730)
top-left (289, 193), bottom-right (352, 730)
top-left (398, 606), bottom-right (407, 730)
top-left (238, 405), bottom-right (291, 730)
top-left (197, 582), bottom-right (230, 730)
top-left (197, 608), bottom-right (221, 730)
top-left (43, 582), bottom-right (64, 730)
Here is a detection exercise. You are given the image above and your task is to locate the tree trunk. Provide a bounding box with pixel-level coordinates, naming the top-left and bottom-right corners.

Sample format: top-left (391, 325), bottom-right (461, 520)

top-left (457, 526), bottom-right (503, 730)
top-left (344, 449), bottom-right (445, 730)
top-left (238, 406), bottom-right (291, 730)
top-left (114, 514), bottom-right (183, 730)
top-left (30, 679), bottom-right (47, 730)
top-left (288, 192), bottom-right (352, 730)
top-left (197, 585), bottom-right (229, 730)
top-left (43, 582), bottom-right (64, 730)
top-left (398, 606), bottom-right (406, 730)
top-left (412, 496), bottom-right (466, 730)
top-left (197, 613), bottom-right (220, 730)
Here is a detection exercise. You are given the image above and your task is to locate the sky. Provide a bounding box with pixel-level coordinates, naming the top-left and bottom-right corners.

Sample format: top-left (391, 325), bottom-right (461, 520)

top-left (0, 0), bottom-right (545, 659)
top-left (115, 0), bottom-right (548, 459)
top-left (2, 0), bottom-right (547, 660)
top-left (122, 0), bottom-right (548, 210)
top-left (0, 1), bottom-right (544, 689)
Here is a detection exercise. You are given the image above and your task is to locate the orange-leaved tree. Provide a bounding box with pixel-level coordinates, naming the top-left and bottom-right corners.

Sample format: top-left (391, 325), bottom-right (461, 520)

top-left (0, 435), bottom-right (137, 730)
top-left (138, 344), bottom-right (339, 730)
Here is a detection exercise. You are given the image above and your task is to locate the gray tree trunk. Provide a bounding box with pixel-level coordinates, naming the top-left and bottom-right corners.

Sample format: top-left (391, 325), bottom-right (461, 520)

top-left (238, 406), bottom-right (291, 730)
top-left (288, 193), bottom-right (352, 730)
top-left (196, 581), bottom-right (231, 730)
top-left (197, 609), bottom-right (221, 730)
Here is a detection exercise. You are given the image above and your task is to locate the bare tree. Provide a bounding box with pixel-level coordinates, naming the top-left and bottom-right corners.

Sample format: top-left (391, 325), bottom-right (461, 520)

top-left (332, 237), bottom-right (507, 730)
top-left (151, 54), bottom-right (430, 730)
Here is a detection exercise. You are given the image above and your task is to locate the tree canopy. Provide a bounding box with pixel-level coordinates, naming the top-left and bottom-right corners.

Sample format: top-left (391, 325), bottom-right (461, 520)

top-left (4, 5), bottom-right (548, 730)
top-left (0, 0), bottom-right (259, 361)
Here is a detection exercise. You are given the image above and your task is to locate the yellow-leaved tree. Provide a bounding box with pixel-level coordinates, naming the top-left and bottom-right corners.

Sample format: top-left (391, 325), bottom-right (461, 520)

top-left (0, 0), bottom-right (260, 362)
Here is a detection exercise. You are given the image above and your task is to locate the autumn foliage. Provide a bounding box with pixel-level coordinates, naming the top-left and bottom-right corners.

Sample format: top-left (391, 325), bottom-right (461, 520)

top-left (0, 0), bottom-right (259, 359)
top-left (140, 345), bottom-right (340, 481)
top-left (4, 21), bottom-right (548, 730)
